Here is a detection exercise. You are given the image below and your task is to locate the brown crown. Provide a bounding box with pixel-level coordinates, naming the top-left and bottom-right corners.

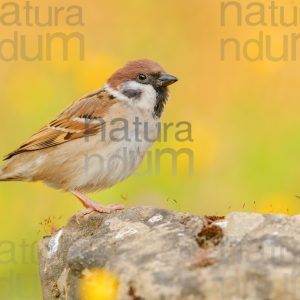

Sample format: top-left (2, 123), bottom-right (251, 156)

top-left (107, 59), bottom-right (165, 89)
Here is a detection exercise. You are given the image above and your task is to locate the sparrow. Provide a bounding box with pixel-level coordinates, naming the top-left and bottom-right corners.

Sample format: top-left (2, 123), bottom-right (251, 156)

top-left (0, 59), bottom-right (178, 216)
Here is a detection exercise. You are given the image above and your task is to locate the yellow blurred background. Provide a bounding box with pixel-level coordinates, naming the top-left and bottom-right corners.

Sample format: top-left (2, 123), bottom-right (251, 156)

top-left (1, 0), bottom-right (300, 299)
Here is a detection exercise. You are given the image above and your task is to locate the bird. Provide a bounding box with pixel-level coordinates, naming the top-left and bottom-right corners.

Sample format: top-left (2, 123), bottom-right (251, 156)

top-left (0, 59), bottom-right (178, 216)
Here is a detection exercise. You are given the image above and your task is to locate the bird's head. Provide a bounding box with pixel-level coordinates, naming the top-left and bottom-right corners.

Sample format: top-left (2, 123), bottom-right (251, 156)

top-left (106, 59), bottom-right (178, 118)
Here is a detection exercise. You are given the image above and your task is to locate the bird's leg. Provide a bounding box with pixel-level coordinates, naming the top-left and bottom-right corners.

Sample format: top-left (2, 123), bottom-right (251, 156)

top-left (71, 190), bottom-right (124, 217)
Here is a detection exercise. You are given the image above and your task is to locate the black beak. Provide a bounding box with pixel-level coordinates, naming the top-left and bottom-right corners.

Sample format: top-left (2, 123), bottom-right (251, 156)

top-left (157, 74), bottom-right (178, 87)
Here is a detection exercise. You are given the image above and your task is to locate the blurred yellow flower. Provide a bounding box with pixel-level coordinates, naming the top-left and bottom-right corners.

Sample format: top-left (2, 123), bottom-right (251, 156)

top-left (80, 268), bottom-right (120, 300)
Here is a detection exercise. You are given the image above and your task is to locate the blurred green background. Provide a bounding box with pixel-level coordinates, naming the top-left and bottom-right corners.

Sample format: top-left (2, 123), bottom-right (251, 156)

top-left (1, 0), bottom-right (300, 299)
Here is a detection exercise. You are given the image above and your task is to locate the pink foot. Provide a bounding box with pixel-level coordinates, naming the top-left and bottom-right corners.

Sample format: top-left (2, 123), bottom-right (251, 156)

top-left (71, 191), bottom-right (124, 219)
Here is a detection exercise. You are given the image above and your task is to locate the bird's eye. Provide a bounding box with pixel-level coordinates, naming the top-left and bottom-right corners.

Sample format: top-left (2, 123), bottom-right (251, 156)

top-left (138, 73), bottom-right (147, 81)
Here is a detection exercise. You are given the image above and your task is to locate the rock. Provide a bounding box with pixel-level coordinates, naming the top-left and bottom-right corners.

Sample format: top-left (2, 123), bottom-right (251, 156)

top-left (38, 207), bottom-right (300, 300)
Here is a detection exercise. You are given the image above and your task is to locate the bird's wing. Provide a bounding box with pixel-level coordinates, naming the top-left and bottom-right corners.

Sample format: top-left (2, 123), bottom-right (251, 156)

top-left (4, 89), bottom-right (117, 160)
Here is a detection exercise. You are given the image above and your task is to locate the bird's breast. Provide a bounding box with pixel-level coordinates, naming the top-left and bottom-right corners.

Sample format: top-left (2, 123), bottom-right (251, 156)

top-left (77, 114), bottom-right (160, 192)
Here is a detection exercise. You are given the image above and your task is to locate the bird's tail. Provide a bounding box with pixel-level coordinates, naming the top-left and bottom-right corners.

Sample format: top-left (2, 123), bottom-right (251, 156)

top-left (0, 165), bottom-right (7, 181)
top-left (0, 170), bottom-right (17, 181)
top-left (0, 161), bottom-right (20, 181)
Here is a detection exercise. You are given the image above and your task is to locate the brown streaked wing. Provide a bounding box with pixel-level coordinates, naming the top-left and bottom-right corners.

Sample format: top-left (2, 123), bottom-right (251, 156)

top-left (4, 90), bottom-right (117, 160)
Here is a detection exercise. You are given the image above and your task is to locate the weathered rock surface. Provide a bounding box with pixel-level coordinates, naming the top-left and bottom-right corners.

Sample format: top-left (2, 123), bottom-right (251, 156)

top-left (38, 207), bottom-right (300, 300)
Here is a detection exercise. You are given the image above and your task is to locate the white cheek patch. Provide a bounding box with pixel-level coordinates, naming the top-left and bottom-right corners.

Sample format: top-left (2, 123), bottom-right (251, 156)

top-left (120, 81), bottom-right (157, 111)
top-left (104, 81), bottom-right (158, 113)
top-left (104, 84), bottom-right (131, 102)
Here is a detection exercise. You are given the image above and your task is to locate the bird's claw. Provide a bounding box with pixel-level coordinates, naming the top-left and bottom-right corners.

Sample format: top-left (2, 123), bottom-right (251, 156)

top-left (75, 203), bottom-right (124, 223)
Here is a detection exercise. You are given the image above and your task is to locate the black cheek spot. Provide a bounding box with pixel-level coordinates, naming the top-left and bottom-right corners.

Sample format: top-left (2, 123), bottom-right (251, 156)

top-left (123, 89), bottom-right (142, 99)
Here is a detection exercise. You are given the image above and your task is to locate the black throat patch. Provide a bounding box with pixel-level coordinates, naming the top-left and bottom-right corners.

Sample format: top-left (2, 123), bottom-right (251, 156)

top-left (153, 87), bottom-right (169, 118)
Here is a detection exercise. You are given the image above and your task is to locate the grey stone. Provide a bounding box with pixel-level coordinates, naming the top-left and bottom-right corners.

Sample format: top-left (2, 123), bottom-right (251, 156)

top-left (38, 207), bottom-right (300, 300)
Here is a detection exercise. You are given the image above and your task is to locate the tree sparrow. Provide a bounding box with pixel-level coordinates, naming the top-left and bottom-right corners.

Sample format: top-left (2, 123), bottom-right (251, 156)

top-left (0, 59), bottom-right (178, 216)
